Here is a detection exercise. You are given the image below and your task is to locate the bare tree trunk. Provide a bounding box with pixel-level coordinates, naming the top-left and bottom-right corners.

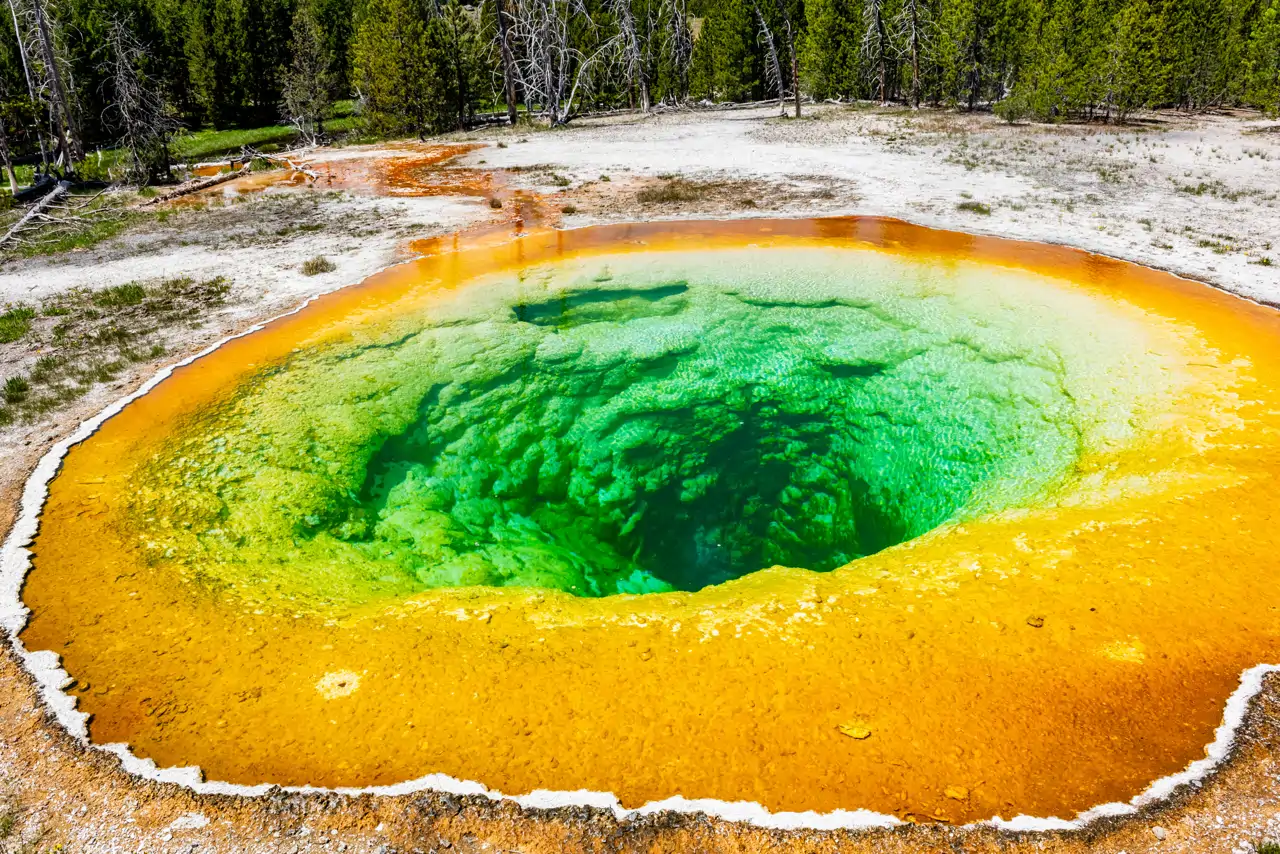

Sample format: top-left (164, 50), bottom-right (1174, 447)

top-left (495, 0), bottom-right (520, 124)
top-left (664, 0), bottom-right (692, 102)
top-left (510, 0), bottom-right (618, 125)
top-left (775, 0), bottom-right (800, 118)
top-left (8, 0), bottom-right (50, 170)
top-left (32, 0), bottom-right (81, 163)
top-left (877, 17), bottom-right (888, 104)
top-left (792, 52), bottom-right (800, 117)
top-left (908, 0), bottom-right (920, 107)
top-left (863, 0), bottom-right (888, 105)
top-left (0, 121), bottom-right (17, 194)
top-left (614, 0), bottom-right (650, 112)
top-left (965, 17), bottom-right (982, 111)
top-left (752, 2), bottom-right (785, 114)
top-left (141, 164), bottom-right (249, 206)
top-left (1, 178), bottom-right (69, 247)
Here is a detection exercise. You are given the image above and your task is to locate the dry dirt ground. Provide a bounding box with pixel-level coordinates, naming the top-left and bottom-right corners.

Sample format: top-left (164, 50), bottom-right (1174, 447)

top-left (0, 104), bottom-right (1279, 853)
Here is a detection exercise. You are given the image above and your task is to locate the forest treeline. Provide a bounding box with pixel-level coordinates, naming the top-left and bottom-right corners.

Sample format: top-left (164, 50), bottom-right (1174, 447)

top-left (1, 0), bottom-right (1278, 181)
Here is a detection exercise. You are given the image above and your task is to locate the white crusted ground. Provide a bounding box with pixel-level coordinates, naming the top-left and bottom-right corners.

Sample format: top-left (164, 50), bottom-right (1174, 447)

top-left (1, 103), bottom-right (1279, 852)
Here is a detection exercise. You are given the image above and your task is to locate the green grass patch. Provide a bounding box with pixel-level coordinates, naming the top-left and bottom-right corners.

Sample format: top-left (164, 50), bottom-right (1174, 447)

top-left (94, 283), bottom-right (148, 308)
top-left (956, 200), bottom-right (993, 215)
top-left (3, 376), bottom-right (29, 403)
top-left (0, 305), bottom-right (36, 343)
top-left (10, 210), bottom-right (141, 258)
top-left (1196, 237), bottom-right (1232, 254)
top-left (325, 114), bottom-right (366, 134)
top-left (172, 125), bottom-right (299, 161)
top-left (0, 276), bottom-right (230, 426)
top-left (1172, 179), bottom-right (1256, 202)
top-left (301, 256), bottom-right (336, 276)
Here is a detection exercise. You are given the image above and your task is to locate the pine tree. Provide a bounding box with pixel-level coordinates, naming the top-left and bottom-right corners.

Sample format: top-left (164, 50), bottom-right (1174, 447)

top-left (1007, 0), bottom-right (1084, 119)
top-left (313, 0), bottom-right (356, 95)
top-left (283, 0), bottom-right (332, 143)
top-left (351, 0), bottom-right (441, 136)
top-left (426, 0), bottom-right (487, 130)
top-left (245, 0), bottom-right (292, 124)
top-left (1100, 0), bottom-right (1164, 120)
top-left (1245, 0), bottom-right (1280, 114)
top-left (801, 0), bottom-right (861, 99)
top-left (1160, 0), bottom-right (1250, 110)
top-left (936, 0), bottom-right (976, 106)
top-left (689, 0), bottom-right (761, 100)
top-left (182, 0), bottom-right (217, 123)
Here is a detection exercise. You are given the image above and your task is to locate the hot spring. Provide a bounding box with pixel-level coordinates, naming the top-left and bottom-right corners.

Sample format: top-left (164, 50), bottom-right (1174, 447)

top-left (13, 218), bottom-right (1280, 825)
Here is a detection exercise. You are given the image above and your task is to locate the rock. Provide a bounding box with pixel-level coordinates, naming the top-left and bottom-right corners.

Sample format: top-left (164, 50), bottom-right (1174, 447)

top-left (1026, 615), bottom-right (1045, 628)
top-left (837, 723), bottom-right (872, 739)
top-left (1153, 826), bottom-right (1167, 840)
top-left (944, 786), bottom-right (969, 801)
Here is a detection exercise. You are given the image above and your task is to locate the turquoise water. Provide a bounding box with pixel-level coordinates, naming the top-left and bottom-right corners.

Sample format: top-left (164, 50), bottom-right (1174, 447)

top-left (128, 249), bottom-right (1165, 603)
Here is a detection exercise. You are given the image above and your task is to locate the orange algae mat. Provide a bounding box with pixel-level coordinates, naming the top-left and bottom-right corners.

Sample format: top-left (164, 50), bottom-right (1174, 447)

top-left (18, 218), bottom-right (1280, 825)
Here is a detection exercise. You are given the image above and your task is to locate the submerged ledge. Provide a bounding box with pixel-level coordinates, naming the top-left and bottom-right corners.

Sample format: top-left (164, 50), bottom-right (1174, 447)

top-left (3, 217), bottom-right (1279, 833)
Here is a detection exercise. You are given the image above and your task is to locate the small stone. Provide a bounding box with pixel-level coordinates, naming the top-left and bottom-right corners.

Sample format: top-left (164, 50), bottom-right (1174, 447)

top-left (944, 786), bottom-right (969, 801)
top-left (1153, 826), bottom-right (1167, 841)
top-left (1026, 615), bottom-right (1045, 628)
top-left (837, 723), bottom-right (872, 740)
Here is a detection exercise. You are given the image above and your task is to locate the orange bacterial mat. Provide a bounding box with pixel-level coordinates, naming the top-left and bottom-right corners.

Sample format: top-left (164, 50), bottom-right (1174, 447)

top-left (14, 218), bottom-right (1280, 826)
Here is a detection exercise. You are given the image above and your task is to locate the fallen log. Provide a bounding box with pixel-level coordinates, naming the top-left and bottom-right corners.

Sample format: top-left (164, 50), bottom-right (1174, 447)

top-left (142, 163), bottom-right (250, 206)
top-left (244, 148), bottom-right (319, 180)
top-left (1, 179), bottom-right (71, 247)
top-left (14, 174), bottom-right (59, 204)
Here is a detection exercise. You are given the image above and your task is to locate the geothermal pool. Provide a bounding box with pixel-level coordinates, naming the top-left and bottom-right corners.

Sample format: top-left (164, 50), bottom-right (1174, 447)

top-left (12, 218), bottom-right (1280, 825)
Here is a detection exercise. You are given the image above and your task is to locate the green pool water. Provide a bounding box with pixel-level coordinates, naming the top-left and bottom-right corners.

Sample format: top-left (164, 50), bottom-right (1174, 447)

top-left (128, 249), bottom-right (1171, 605)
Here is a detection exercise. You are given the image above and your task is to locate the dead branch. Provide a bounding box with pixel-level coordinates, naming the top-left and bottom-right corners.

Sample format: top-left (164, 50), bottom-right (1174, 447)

top-left (244, 148), bottom-right (319, 180)
top-left (1, 177), bottom-right (69, 246)
top-left (141, 163), bottom-right (250, 206)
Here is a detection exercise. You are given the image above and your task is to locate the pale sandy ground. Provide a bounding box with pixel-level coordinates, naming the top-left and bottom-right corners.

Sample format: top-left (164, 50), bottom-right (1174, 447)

top-left (0, 104), bottom-right (1279, 853)
top-left (478, 106), bottom-right (1280, 306)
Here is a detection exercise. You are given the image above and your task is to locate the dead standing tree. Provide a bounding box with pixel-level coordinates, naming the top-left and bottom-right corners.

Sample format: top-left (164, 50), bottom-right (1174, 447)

top-left (6, 0), bottom-right (49, 171)
top-left (508, 0), bottom-right (619, 125)
top-left (751, 1), bottom-right (786, 115)
top-left (103, 17), bottom-right (179, 184)
top-left (28, 0), bottom-right (82, 165)
top-left (750, 0), bottom-right (800, 118)
top-left (492, 0), bottom-right (521, 123)
top-left (0, 88), bottom-right (23, 193)
top-left (661, 0), bottom-right (692, 102)
top-left (611, 0), bottom-right (650, 112)
top-left (862, 0), bottom-right (891, 104)
top-left (8, 0), bottom-right (81, 172)
top-left (893, 0), bottom-right (930, 108)
top-left (776, 0), bottom-right (800, 118)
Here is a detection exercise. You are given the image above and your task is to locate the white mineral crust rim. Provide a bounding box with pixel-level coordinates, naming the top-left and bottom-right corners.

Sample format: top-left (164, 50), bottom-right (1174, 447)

top-left (1, 236), bottom-right (1277, 833)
